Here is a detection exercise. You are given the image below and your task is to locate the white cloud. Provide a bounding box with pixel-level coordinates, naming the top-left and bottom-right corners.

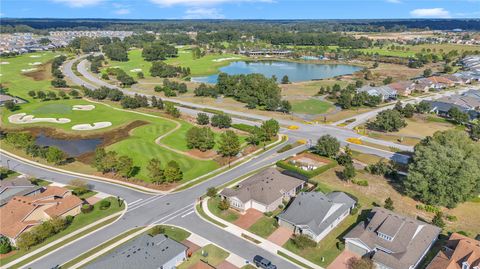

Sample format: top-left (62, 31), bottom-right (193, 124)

top-left (386, 0), bottom-right (401, 3)
top-left (51, 0), bottom-right (104, 7)
top-left (183, 7), bottom-right (225, 19)
top-left (151, 0), bottom-right (273, 7)
top-left (114, 8), bottom-right (131, 15)
top-left (410, 8), bottom-right (451, 18)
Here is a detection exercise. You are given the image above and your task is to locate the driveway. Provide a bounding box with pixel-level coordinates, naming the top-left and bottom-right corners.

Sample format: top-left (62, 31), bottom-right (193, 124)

top-left (217, 260), bottom-right (239, 269)
top-left (327, 250), bottom-right (360, 269)
top-left (233, 209), bottom-right (263, 229)
top-left (267, 226), bottom-right (293, 246)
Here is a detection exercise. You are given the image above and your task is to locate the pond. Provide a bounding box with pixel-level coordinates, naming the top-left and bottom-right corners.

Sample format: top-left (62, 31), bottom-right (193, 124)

top-left (36, 134), bottom-right (103, 157)
top-left (191, 60), bottom-right (362, 84)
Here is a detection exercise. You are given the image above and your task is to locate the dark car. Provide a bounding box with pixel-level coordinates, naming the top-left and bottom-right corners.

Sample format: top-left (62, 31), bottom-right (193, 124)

top-left (253, 255), bottom-right (277, 269)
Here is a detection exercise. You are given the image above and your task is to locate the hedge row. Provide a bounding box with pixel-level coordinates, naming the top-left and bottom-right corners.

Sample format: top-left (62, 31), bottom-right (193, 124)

top-left (276, 159), bottom-right (337, 179)
top-left (232, 123), bottom-right (256, 133)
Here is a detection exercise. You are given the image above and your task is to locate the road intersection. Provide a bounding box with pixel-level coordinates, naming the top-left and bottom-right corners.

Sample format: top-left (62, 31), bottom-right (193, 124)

top-left (2, 54), bottom-right (446, 268)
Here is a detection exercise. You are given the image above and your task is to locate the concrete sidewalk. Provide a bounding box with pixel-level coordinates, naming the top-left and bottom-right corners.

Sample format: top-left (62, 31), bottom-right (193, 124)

top-left (200, 197), bottom-right (324, 269)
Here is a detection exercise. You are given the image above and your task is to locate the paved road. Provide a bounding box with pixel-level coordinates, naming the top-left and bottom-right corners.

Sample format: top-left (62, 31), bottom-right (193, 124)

top-left (68, 56), bottom-right (413, 161)
top-left (17, 140), bottom-right (307, 269)
top-left (7, 55), bottom-right (416, 268)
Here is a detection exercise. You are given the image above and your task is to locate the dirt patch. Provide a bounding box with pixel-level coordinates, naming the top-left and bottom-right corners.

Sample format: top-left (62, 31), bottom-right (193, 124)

top-left (23, 62), bottom-right (51, 81)
top-left (187, 149), bottom-right (218, 159)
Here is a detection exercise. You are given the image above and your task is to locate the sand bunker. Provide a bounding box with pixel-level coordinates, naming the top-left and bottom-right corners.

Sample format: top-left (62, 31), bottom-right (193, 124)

top-left (21, 68), bottom-right (37, 72)
top-left (212, 57), bottom-right (240, 62)
top-left (0, 62), bottom-right (9, 65)
top-left (72, 105), bottom-right (95, 111)
top-left (71, 122), bottom-right (112, 131)
top-left (29, 55), bottom-right (41, 58)
top-left (28, 62), bottom-right (42, 66)
top-left (8, 113), bottom-right (71, 124)
top-left (130, 68), bottom-right (142, 72)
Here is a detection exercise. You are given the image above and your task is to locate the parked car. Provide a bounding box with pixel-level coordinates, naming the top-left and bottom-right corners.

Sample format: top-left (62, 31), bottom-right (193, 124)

top-left (253, 255), bottom-right (277, 269)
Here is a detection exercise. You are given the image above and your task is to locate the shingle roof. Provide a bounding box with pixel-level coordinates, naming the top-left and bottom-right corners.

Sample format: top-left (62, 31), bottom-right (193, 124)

top-left (427, 233), bottom-right (480, 269)
top-left (277, 191), bottom-right (355, 236)
top-left (0, 186), bottom-right (82, 239)
top-left (220, 168), bottom-right (304, 205)
top-left (0, 177), bottom-right (42, 206)
top-left (84, 234), bottom-right (188, 269)
top-left (344, 207), bottom-right (441, 269)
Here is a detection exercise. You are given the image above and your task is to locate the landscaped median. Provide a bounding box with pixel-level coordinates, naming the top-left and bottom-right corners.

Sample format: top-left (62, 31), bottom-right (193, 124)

top-left (197, 197), bottom-right (323, 269)
top-left (1, 197), bottom-right (125, 269)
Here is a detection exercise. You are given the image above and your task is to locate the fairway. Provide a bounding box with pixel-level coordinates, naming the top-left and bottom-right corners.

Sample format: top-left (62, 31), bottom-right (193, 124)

top-left (356, 43), bottom-right (480, 58)
top-left (0, 52), bottom-right (60, 101)
top-left (291, 98), bottom-right (334, 114)
top-left (2, 98), bottom-right (221, 182)
top-left (105, 49), bottom-right (153, 78)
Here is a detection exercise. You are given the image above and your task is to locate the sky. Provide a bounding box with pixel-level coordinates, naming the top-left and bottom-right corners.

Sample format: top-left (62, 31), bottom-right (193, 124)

top-left (1, 0), bottom-right (480, 20)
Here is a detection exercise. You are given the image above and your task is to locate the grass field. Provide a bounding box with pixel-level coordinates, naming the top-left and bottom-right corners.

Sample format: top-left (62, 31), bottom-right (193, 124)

top-left (290, 99), bottom-right (334, 114)
top-left (165, 47), bottom-right (247, 76)
top-left (178, 244), bottom-right (229, 269)
top-left (356, 43), bottom-right (480, 58)
top-left (2, 99), bottom-right (221, 183)
top-left (0, 52), bottom-right (61, 101)
top-left (104, 48), bottom-right (246, 78)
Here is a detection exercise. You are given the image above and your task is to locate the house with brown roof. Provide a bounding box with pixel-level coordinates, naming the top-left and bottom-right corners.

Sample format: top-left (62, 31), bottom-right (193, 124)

top-left (219, 168), bottom-right (305, 213)
top-left (427, 233), bottom-right (480, 269)
top-left (0, 186), bottom-right (83, 245)
top-left (414, 78), bottom-right (434, 93)
top-left (388, 81), bottom-right (416, 96)
top-left (428, 76), bottom-right (456, 89)
top-left (344, 207), bottom-right (441, 269)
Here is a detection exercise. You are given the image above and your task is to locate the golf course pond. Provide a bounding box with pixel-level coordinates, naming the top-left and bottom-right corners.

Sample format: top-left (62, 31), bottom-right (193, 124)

top-left (191, 60), bottom-right (362, 83)
top-left (35, 133), bottom-right (102, 157)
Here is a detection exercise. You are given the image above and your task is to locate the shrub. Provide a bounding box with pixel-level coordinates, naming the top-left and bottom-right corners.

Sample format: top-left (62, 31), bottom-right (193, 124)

top-left (0, 236), bottom-right (12, 254)
top-left (218, 199), bottom-right (230, 211)
top-left (291, 234), bottom-right (317, 249)
top-left (336, 241), bottom-right (345, 250)
top-left (81, 204), bottom-right (93, 213)
top-left (446, 215), bottom-right (457, 222)
top-left (150, 226), bottom-right (166, 236)
top-left (99, 200), bottom-right (111, 210)
top-left (278, 204), bottom-right (284, 209)
top-left (231, 123), bottom-right (256, 133)
top-left (350, 207), bottom-right (359, 215)
top-left (352, 179), bottom-right (369, 186)
top-left (206, 187), bottom-right (217, 197)
top-left (65, 215), bottom-right (75, 224)
top-left (264, 211), bottom-right (273, 217)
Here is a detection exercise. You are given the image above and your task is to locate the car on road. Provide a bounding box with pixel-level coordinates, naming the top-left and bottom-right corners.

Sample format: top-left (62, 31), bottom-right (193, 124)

top-left (253, 255), bottom-right (277, 269)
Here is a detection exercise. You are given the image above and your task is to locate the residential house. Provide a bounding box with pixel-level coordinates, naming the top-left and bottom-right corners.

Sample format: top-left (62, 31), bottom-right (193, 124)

top-left (428, 76), bottom-right (455, 90)
top-left (219, 168), bottom-right (305, 213)
top-left (388, 81), bottom-right (416, 96)
top-left (277, 191), bottom-right (356, 242)
top-left (428, 90), bottom-right (480, 120)
top-left (84, 234), bottom-right (188, 269)
top-left (357, 85), bottom-right (398, 101)
top-left (0, 186), bottom-right (83, 245)
top-left (0, 176), bottom-right (43, 207)
top-left (0, 94), bottom-right (23, 106)
top-left (443, 75), bottom-right (465, 85)
top-left (344, 207), bottom-right (441, 269)
top-left (453, 72), bottom-right (477, 84)
top-left (426, 233), bottom-right (480, 269)
top-left (414, 78), bottom-right (434, 92)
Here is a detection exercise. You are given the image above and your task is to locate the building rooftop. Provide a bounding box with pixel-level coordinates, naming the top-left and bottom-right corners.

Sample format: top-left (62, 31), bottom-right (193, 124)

top-left (427, 233), bottom-right (480, 269)
top-left (84, 234), bottom-right (188, 269)
top-left (220, 168), bottom-right (304, 205)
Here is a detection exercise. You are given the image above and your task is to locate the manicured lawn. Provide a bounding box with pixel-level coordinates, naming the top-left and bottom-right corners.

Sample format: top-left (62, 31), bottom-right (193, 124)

top-left (104, 49), bottom-right (153, 78)
top-left (290, 99), bottom-right (334, 114)
top-left (152, 225), bottom-right (191, 242)
top-left (247, 216), bottom-right (278, 238)
top-left (207, 197), bottom-right (240, 222)
top-left (0, 52), bottom-right (61, 101)
top-left (165, 47), bottom-right (247, 76)
top-left (2, 99), bottom-right (221, 183)
top-left (178, 244), bottom-right (229, 269)
top-left (2, 197), bottom-right (124, 266)
top-left (283, 212), bottom-right (363, 267)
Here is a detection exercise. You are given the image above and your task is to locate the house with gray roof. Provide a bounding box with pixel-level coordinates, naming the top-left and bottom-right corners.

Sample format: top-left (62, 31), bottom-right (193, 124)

top-left (344, 207), bottom-right (441, 269)
top-left (357, 85), bottom-right (397, 101)
top-left (277, 191), bottom-right (356, 242)
top-left (427, 90), bottom-right (480, 120)
top-left (0, 176), bottom-right (42, 207)
top-left (220, 168), bottom-right (305, 213)
top-left (84, 234), bottom-right (187, 269)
